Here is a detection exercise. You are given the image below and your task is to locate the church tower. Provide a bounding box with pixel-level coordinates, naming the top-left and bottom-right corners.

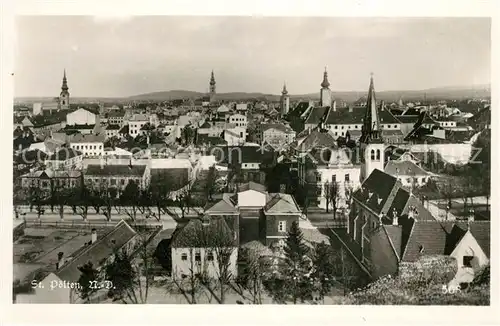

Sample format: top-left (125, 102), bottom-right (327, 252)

top-left (280, 82), bottom-right (290, 116)
top-left (320, 67), bottom-right (332, 107)
top-left (360, 73), bottom-right (385, 182)
top-left (59, 69), bottom-right (70, 110)
top-left (209, 70), bottom-right (216, 102)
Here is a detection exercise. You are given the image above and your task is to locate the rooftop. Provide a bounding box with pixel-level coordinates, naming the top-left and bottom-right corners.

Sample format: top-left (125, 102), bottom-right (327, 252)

top-left (86, 164), bottom-right (147, 177)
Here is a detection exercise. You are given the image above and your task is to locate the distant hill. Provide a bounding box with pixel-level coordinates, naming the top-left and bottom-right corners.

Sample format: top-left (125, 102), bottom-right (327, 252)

top-left (16, 84), bottom-right (490, 104)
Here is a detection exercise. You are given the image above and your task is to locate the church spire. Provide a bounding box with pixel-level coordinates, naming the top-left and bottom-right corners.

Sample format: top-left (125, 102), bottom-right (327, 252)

top-left (360, 73), bottom-right (383, 144)
top-left (61, 69), bottom-right (68, 92)
top-left (282, 82), bottom-right (288, 95)
top-left (209, 70), bottom-right (216, 96)
top-left (321, 66), bottom-right (330, 88)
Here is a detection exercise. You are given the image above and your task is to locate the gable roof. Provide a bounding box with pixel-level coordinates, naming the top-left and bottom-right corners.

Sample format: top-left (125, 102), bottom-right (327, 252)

top-left (383, 225), bottom-right (403, 259)
top-left (171, 217), bottom-right (235, 248)
top-left (353, 169), bottom-right (399, 215)
top-left (262, 123), bottom-right (294, 134)
top-left (86, 164), bottom-right (147, 177)
top-left (304, 106), bottom-right (328, 126)
top-left (401, 221), bottom-right (448, 262)
top-left (289, 101), bottom-right (312, 118)
top-left (47, 148), bottom-right (82, 161)
top-left (56, 220), bottom-right (136, 282)
top-left (294, 129), bottom-right (336, 152)
top-left (384, 160), bottom-right (429, 177)
top-left (238, 181), bottom-right (267, 194)
top-left (265, 193), bottom-right (300, 214)
top-left (205, 196), bottom-right (239, 214)
top-left (325, 106), bottom-right (365, 125)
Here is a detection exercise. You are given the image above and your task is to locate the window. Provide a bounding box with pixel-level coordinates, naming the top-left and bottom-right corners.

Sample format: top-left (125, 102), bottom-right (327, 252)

top-left (110, 179), bottom-right (116, 185)
top-left (316, 173), bottom-right (321, 182)
top-left (331, 175), bottom-right (337, 183)
top-left (463, 256), bottom-right (473, 267)
top-left (341, 126), bottom-right (344, 129)
top-left (394, 125), bottom-right (397, 128)
top-left (345, 174), bottom-right (350, 182)
top-left (376, 149), bottom-right (381, 160)
top-left (121, 179), bottom-right (126, 185)
top-left (370, 149), bottom-right (375, 160)
top-left (406, 178), bottom-right (411, 184)
top-left (334, 125), bottom-right (338, 129)
top-left (355, 125), bottom-right (359, 128)
top-left (207, 252), bottom-right (214, 261)
top-left (421, 177), bottom-right (426, 183)
top-left (195, 252), bottom-right (201, 262)
top-left (278, 221), bottom-right (286, 232)
top-left (181, 253), bottom-right (188, 261)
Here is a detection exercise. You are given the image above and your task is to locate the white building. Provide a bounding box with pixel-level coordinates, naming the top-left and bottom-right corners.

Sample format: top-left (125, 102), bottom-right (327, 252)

top-left (66, 108), bottom-right (99, 126)
top-left (127, 114), bottom-right (149, 138)
top-left (227, 113), bottom-right (247, 128)
top-left (45, 148), bottom-right (84, 170)
top-left (69, 134), bottom-right (105, 157)
top-left (384, 160), bottom-right (431, 188)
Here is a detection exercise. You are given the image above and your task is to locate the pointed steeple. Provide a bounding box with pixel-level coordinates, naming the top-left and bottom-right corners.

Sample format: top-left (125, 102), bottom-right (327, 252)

top-left (209, 70), bottom-right (216, 96)
top-left (210, 70), bottom-right (216, 85)
top-left (360, 73), bottom-right (382, 143)
top-left (61, 69), bottom-right (68, 92)
top-left (282, 82), bottom-right (288, 95)
top-left (321, 67), bottom-right (330, 88)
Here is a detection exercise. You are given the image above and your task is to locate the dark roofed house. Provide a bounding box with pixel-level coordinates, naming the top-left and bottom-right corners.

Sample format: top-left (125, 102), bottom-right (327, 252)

top-left (304, 106), bottom-right (329, 129)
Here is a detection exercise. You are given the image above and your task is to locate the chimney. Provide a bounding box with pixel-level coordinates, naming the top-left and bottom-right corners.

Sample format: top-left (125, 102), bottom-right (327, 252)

top-left (56, 251), bottom-right (64, 270)
top-left (91, 228), bottom-right (97, 244)
top-left (392, 208), bottom-right (398, 226)
top-left (332, 101), bottom-right (337, 112)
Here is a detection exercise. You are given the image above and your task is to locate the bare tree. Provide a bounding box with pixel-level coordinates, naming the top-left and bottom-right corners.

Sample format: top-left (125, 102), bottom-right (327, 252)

top-left (324, 181), bottom-right (340, 219)
top-left (148, 174), bottom-right (172, 221)
top-left (27, 185), bottom-right (45, 219)
top-left (120, 180), bottom-right (141, 221)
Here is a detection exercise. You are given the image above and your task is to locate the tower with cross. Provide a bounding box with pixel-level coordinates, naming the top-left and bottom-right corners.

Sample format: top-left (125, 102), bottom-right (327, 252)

top-left (360, 73), bottom-right (385, 182)
top-left (320, 67), bottom-right (333, 107)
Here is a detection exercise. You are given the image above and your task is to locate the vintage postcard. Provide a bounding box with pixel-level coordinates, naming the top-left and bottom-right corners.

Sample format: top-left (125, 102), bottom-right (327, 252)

top-left (1, 1), bottom-right (498, 325)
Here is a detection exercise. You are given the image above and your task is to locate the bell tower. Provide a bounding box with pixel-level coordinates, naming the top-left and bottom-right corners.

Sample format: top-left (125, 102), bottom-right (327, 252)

top-left (360, 73), bottom-right (385, 182)
top-left (280, 82), bottom-right (290, 116)
top-left (209, 70), bottom-right (216, 102)
top-left (320, 67), bottom-right (332, 107)
top-left (59, 69), bottom-right (70, 110)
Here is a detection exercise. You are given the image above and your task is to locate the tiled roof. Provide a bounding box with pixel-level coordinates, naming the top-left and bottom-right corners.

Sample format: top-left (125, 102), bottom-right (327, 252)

top-left (238, 181), bottom-right (267, 194)
top-left (383, 225), bottom-right (403, 259)
top-left (171, 217), bottom-right (235, 248)
top-left (107, 111), bottom-right (125, 117)
top-left (217, 105), bottom-right (230, 113)
top-left (384, 160), bottom-right (429, 177)
top-left (128, 114), bottom-right (149, 122)
top-left (353, 169), bottom-right (399, 215)
top-left (86, 164), bottom-right (147, 177)
top-left (56, 220), bottom-right (136, 282)
top-left (64, 124), bottom-right (95, 130)
top-left (379, 109), bottom-right (401, 124)
top-left (210, 145), bottom-right (276, 165)
top-left (47, 148), bottom-right (82, 161)
top-left (295, 129), bottom-right (336, 152)
top-left (15, 149), bottom-right (48, 164)
top-left (450, 221), bottom-right (490, 258)
top-left (401, 221), bottom-right (449, 262)
top-left (325, 106), bottom-right (365, 125)
top-left (196, 134), bottom-right (227, 146)
top-left (106, 124), bottom-right (121, 130)
top-left (394, 115), bottom-right (419, 124)
top-left (289, 101), bottom-right (311, 117)
top-left (23, 169), bottom-right (82, 179)
top-left (262, 123), bottom-right (294, 134)
top-left (265, 193), bottom-right (300, 214)
top-left (381, 129), bottom-right (404, 137)
top-left (304, 106), bottom-right (328, 125)
top-left (205, 197), bottom-right (238, 214)
top-left (70, 133), bottom-right (105, 143)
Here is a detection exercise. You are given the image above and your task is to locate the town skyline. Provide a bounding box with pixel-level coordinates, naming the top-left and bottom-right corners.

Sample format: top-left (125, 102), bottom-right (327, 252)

top-left (15, 16), bottom-right (490, 98)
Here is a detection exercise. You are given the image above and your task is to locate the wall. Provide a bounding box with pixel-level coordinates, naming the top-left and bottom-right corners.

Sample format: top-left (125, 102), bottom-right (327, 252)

top-left (264, 214), bottom-right (299, 246)
top-left (70, 142), bottom-right (104, 157)
top-left (369, 227), bottom-right (400, 279)
top-left (66, 109), bottom-right (97, 126)
top-left (449, 231), bottom-right (489, 286)
top-left (172, 247), bottom-right (238, 279)
top-left (238, 190), bottom-right (266, 207)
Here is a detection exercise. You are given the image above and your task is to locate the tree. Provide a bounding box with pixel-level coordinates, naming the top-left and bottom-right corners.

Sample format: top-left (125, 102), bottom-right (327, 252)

top-left (204, 166), bottom-right (218, 202)
top-left (104, 233), bottom-right (154, 305)
top-left (311, 242), bottom-right (335, 303)
top-left (72, 186), bottom-right (90, 221)
top-left (51, 185), bottom-right (70, 220)
top-left (281, 221), bottom-right (313, 304)
top-left (120, 180), bottom-right (141, 221)
top-left (237, 246), bottom-right (268, 304)
top-left (324, 181), bottom-right (340, 218)
top-left (27, 184), bottom-right (45, 218)
top-left (77, 261), bottom-right (99, 302)
top-left (148, 176), bottom-right (172, 221)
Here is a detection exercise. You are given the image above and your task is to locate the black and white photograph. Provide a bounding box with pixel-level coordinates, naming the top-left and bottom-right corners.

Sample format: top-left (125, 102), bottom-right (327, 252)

top-left (4, 3), bottom-right (496, 319)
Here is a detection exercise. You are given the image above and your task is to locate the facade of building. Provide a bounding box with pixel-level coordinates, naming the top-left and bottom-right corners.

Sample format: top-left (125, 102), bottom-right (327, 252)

top-left (84, 163), bottom-right (151, 191)
top-left (69, 134), bottom-right (105, 157)
top-left (20, 169), bottom-right (83, 191)
top-left (127, 114), bottom-right (149, 138)
top-left (66, 108), bottom-right (98, 126)
top-left (45, 148), bottom-right (84, 170)
top-left (107, 111), bottom-right (126, 126)
top-left (260, 123), bottom-right (296, 147)
top-left (227, 113), bottom-right (247, 128)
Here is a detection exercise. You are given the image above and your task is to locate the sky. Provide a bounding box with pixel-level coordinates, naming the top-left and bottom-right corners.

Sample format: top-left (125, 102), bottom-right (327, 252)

top-left (14, 16), bottom-right (491, 97)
